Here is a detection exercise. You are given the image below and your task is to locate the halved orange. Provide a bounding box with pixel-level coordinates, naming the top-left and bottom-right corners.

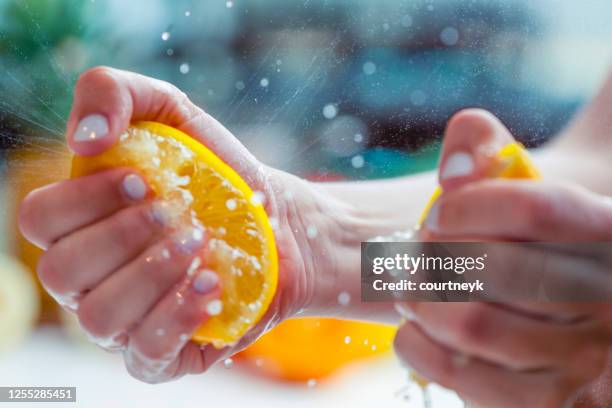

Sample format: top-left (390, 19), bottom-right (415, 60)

top-left (71, 121), bottom-right (278, 348)
top-left (419, 142), bottom-right (541, 224)
top-left (236, 318), bottom-right (396, 381)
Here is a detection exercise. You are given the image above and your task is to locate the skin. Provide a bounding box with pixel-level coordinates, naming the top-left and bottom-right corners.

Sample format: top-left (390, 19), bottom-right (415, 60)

top-left (17, 65), bottom-right (612, 406)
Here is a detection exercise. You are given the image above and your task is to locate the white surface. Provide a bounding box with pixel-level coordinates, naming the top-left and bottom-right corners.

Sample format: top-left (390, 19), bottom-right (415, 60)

top-left (0, 327), bottom-right (463, 408)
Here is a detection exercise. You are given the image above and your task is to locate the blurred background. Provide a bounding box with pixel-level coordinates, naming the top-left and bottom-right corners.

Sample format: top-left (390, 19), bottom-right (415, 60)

top-left (0, 0), bottom-right (611, 406)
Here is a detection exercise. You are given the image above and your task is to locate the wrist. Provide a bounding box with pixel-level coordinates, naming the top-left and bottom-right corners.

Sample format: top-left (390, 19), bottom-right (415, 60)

top-left (296, 179), bottom-right (406, 323)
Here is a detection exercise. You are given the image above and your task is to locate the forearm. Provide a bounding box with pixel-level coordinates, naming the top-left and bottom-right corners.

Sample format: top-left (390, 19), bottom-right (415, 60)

top-left (298, 170), bottom-right (436, 324)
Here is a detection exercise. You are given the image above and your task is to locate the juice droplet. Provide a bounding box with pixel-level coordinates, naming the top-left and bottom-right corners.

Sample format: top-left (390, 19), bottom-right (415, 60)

top-left (223, 358), bottom-right (234, 368)
top-left (206, 299), bottom-right (223, 316)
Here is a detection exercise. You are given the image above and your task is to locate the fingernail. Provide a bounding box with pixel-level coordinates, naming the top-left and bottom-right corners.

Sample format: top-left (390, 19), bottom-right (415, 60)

top-left (193, 269), bottom-right (219, 294)
top-left (122, 174), bottom-right (146, 201)
top-left (441, 152), bottom-right (474, 180)
top-left (173, 226), bottom-right (205, 254)
top-left (394, 302), bottom-right (417, 321)
top-left (73, 114), bottom-right (109, 142)
top-left (423, 201), bottom-right (439, 232)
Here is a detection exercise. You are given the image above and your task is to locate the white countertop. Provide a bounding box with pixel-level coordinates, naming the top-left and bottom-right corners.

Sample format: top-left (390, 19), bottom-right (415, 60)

top-left (0, 327), bottom-right (463, 407)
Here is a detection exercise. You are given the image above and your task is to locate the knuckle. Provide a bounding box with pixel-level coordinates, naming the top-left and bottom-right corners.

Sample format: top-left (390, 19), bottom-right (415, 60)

top-left (112, 207), bottom-right (154, 249)
top-left (453, 304), bottom-right (490, 346)
top-left (18, 191), bottom-right (42, 244)
top-left (36, 250), bottom-right (66, 296)
top-left (519, 191), bottom-right (555, 230)
top-left (76, 66), bottom-right (118, 90)
top-left (446, 108), bottom-right (496, 141)
top-left (570, 344), bottom-right (608, 379)
top-left (76, 297), bottom-right (114, 339)
top-left (176, 303), bottom-right (204, 329)
top-left (132, 338), bottom-right (168, 363)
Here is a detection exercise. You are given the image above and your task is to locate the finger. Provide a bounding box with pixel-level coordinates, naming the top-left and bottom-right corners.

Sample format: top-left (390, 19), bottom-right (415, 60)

top-left (67, 66), bottom-right (195, 156)
top-left (438, 109), bottom-right (516, 192)
top-left (394, 322), bottom-right (605, 408)
top-left (124, 269), bottom-right (221, 383)
top-left (66, 67), bottom-right (260, 184)
top-left (19, 168), bottom-right (148, 249)
top-left (397, 302), bottom-right (607, 370)
top-left (427, 179), bottom-right (612, 241)
top-left (37, 202), bottom-right (164, 304)
top-left (75, 225), bottom-right (207, 344)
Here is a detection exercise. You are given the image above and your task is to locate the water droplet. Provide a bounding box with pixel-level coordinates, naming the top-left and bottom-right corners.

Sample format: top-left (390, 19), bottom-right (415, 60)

top-left (410, 90), bottom-right (426, 106)
top-left (269, 217), bottom-right (279, 231)
top-left (354, 133), bottom-right (363, 143)
top-left (344, 336), bottom-right (351, 344)
top-left (161, 31), bottom-right (170, 41)
top-left (364, 338), bottom-right (369, 345)
top-left (184, 10), bottom-right (191, 17)
top-left (255, 358), bottom-right (264, 367)
top-left (351, 155), bottom-right (365, 169)
top-left (155, 328), bottom-right (165, 336)
top-left (179, 63), bottom-right (190, 74)
top-left (283, 190), bottom-right (294, 201)
top-left (371, 344), bottom-right (377, 351)
top-left (179, 333), bottom-right (189, 342)
top-left (161, 248), bottom-right (171, 259)
top-left (166, 48), bottom-right (174, 56)
top-left (440, 27), bottom-right (459, 46)
top-left (226, 0), bottom-right (234, 8)
top-left (306, 225), bottom-right (318, 239)
top-left (235, 81), bottom-right (245, 90)
top-left (363, 61), bottom-right (376, 75)
top-left (260, 78), bottom-right (269, 87)
top-left (382, 22), bottom-right (390, 31)
top-left (176, 293), bottom-right (185, 305)
top-left (206, 299), bottom-right (223, 316)
top-left (337, 291), bottom-right (351, 306)
top-left (307, 378), bottom-right (317, 388)
top-left (322, 104), bottom-right (338, 119)
top-left (226, 199), bottom-right (237, 210)
top-left (250, 191), bottom-right (265, 205)
top-left (401, 15), bottom-right (413, 28)
top-left (224, 358), bottom-right (234, 368)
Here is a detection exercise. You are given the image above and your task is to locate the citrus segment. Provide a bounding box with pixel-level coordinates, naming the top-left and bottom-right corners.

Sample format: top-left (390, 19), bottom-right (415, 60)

top-left (71, 121), bottom-right (278, 348)
top-left (419, 142), bottom-right (540, 224)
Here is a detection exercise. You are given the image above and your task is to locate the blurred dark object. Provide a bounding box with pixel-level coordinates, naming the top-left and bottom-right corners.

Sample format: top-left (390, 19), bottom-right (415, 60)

top-left (0, 0), bottom-right (588, 179)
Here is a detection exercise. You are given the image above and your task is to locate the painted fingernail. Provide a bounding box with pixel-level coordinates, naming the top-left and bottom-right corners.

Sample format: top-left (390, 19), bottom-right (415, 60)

top-left (73, 114), bottom-right (109, 142)
top-left (441, 152), bottom-right (474, 180)
top-left (423, 201), bottom-right (439, 232)
top-left (193, 269), bottom-right (219, 294)
top-left (394, 302), bottom-right (417, 321)
top-left (173, 226), bottom-right (205, 254)
top-left (122, 174), bottom-right (146, 201)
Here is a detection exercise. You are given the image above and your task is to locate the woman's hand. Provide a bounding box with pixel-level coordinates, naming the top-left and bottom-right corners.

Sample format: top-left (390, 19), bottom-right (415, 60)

top-left (18, 66), bottom-right (341, 383)
top-left (394, 109), bottom-right (612, 407)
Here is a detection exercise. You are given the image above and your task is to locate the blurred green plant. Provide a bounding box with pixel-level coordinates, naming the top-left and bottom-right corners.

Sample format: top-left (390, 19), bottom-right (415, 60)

top-left (0, 0), bottom-right (94, 144)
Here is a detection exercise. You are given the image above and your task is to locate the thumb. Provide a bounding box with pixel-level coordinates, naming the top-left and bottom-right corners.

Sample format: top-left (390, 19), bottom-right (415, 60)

top-left (438, 109), bottom-right (516, 192)
top-left (66, 67), bottom-right (262, 188)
